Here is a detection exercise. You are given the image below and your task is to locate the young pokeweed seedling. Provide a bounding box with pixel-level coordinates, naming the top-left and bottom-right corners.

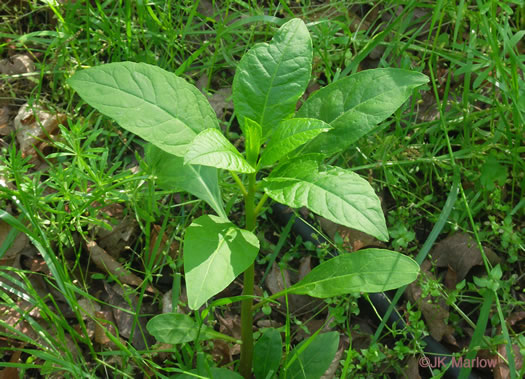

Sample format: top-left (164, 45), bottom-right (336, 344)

top-left (69, 18), bottom-right (427, 378)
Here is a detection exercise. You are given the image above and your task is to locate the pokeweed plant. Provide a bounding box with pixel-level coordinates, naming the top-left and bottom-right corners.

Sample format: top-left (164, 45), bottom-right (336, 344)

top-left (69, 18), bottom-right (427, 378)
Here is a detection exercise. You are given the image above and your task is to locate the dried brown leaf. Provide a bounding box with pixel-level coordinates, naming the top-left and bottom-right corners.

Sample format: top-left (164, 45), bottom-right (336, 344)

top-left (0, 220), bottom-right (29, 261)
top-left (95, 203), bottom-right (137, 258)
top-left (431, 233), bottom-right (501, 282)
top-left (406, 268), bottom-right (454, 342)
top-left (94, 310), bottom-right (118, 347)
top-left (197, 0), bottom-right (214, 18)
top-left (208, 88), bottom-right (232, 120)
top-left (217, 312), bottom-right (242, 356)
top-left (265, 261), bottom-right (322, 314)
top-left (265, 262), bottom-right (291, 296)
top-left (0, 54), bottom-right (35, 75)
top-left (13, 103), bottom-right (65, 161)
top-left (210, 339), bottom-right (232, 366)
top-left (0, 301), bottom-right (78, 356)
top-left (298, 256), bottom-right (311, 280)
top-left (0, 350), bottom-right (21, 379)
top-left (256, 319), bottom-right (281, 328)
top-left (401, 356), bottom-right (422, 379)
top-left (444, 266), bottom-right (458, 290)
top-left (318, 216), bottom-right (385, 251)
top-left (321, 345), bottom-right (344, 379)
top-left (103, 282), bottom-right (155, 350)
top-left (86, 240), bottom-right (157, 293)
top-left (0, 105), bottom-right (12, 136)
top-left (149, 224), bottom-right (179, 267)
top-left (494, 344), bottom-right (522, 379)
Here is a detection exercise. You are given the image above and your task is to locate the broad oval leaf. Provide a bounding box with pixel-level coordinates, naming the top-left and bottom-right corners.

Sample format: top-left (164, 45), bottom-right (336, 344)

top-left (289, 249), bottom-right (420, 297)
top-left (175, 368), bottom-right (244, 379)
top-left (233, 18), bottom-right (313, 137)
top-left (145, 144), bottom-right (226, 218)
top-left (297, 68), bottom-right (429, 155)
top-left (258, 118), bottom-right (332, 168)
top-left (184, 215), bottom-right (259, 310)
top-left (263, 158), bottom-right (389, 241)
top-left (146, 313), bottom-right (213, 344)
top-left (286, 332), bottom-right (339, 379)
top-left (253, 329), bottom-right (282, 379)
top-left (184, 129), bottom-right (255, 173)
top-left (69, 62), bottom-right (218, 157)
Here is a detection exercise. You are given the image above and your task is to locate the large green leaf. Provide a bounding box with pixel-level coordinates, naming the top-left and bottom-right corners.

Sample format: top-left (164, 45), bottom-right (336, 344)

top-left (289, 249), bottom-right (420, 297)
top-left (263, 158), bottom-right (389, 241)
top-left (146, 313), bottom-right (215, 344)
top-left (286, 332), bottom-right (339, 379)
top-left (184, 215), bottom-right (259, 310)
top-left (253, 329), bottom-right (282, 379)
top-left (184, 129), bottom-right (255, 173)
top-left (233, 18), bottom-right (312, 137)
top-left (258, 118), bottom-right (331, 168)
top-left (175, 368), bottom-right (243, 379)
top-left (68, 62), bottom-right (218, 157)
top-left (297, 68), bottom-right (429, 155)
top-left (145, 144), bottom-right (226, 218)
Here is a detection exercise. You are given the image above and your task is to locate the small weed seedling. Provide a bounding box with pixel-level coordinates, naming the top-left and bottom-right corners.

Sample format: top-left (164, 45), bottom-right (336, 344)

top-left (69, 19), bottom-right (427, 378)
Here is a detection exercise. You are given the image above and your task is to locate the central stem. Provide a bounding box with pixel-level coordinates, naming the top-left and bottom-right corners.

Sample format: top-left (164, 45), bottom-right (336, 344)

top-left (239, 173), bottom-right (257, 378)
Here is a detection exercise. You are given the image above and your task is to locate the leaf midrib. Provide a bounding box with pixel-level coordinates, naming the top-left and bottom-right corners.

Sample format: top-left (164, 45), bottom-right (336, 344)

top-left (291, 265), bottom-right (417, 294)
top-left (258, 26), bottom-right (300, 128)
top-left (265, 170), bottom-right (383, 237)
top-left (325, 72), bottom-right (420, 127)
top-left (194, 229), bottom-right (230, 305)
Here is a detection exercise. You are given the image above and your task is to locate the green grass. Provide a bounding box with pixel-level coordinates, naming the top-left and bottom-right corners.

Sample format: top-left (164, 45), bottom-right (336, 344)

top-left (1, 0), bottom-right (523, 377)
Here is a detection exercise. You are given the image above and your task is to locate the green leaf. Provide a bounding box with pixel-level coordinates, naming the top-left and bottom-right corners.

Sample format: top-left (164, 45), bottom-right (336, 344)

top-left (233, 18), bottom-right (312, 137)
top-left (145, 144), bottom-right (226, 218)
top-left (286, 332), bottom-right (339, 379)
top-left (289, 249), bottom-right (420, 297)
top-left (146, 313), bottom-right (214, 344)
top-left (175, 368), bottom-right (243, 379)
top-left (184, 129), bottom-right (255, 173)
top-left (244, 118), bottom-right (262, 166)
top-left (184, 215), bottom-right (259, 310)
top-left (263, 158), bottom-right (389, 241)
top-left (297, 68), bottom-right (429, 155)
top-left (68, 61), bottom-right (218, 157)
top-left (258, 118), bottom-right (331, 168)
top-left (480, 153), bottom-right (508, 191)
top-left (253, 329), bottom-right (282, 379)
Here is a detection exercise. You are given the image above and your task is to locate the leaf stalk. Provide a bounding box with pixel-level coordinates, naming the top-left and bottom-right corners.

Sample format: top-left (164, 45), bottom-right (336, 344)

top-left (239, 173), bottom-right (257, 377)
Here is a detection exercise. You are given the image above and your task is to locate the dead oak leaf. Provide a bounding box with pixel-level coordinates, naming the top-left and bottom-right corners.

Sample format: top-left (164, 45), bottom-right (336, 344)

top-left (431, 232), bottom-right (500, 283)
